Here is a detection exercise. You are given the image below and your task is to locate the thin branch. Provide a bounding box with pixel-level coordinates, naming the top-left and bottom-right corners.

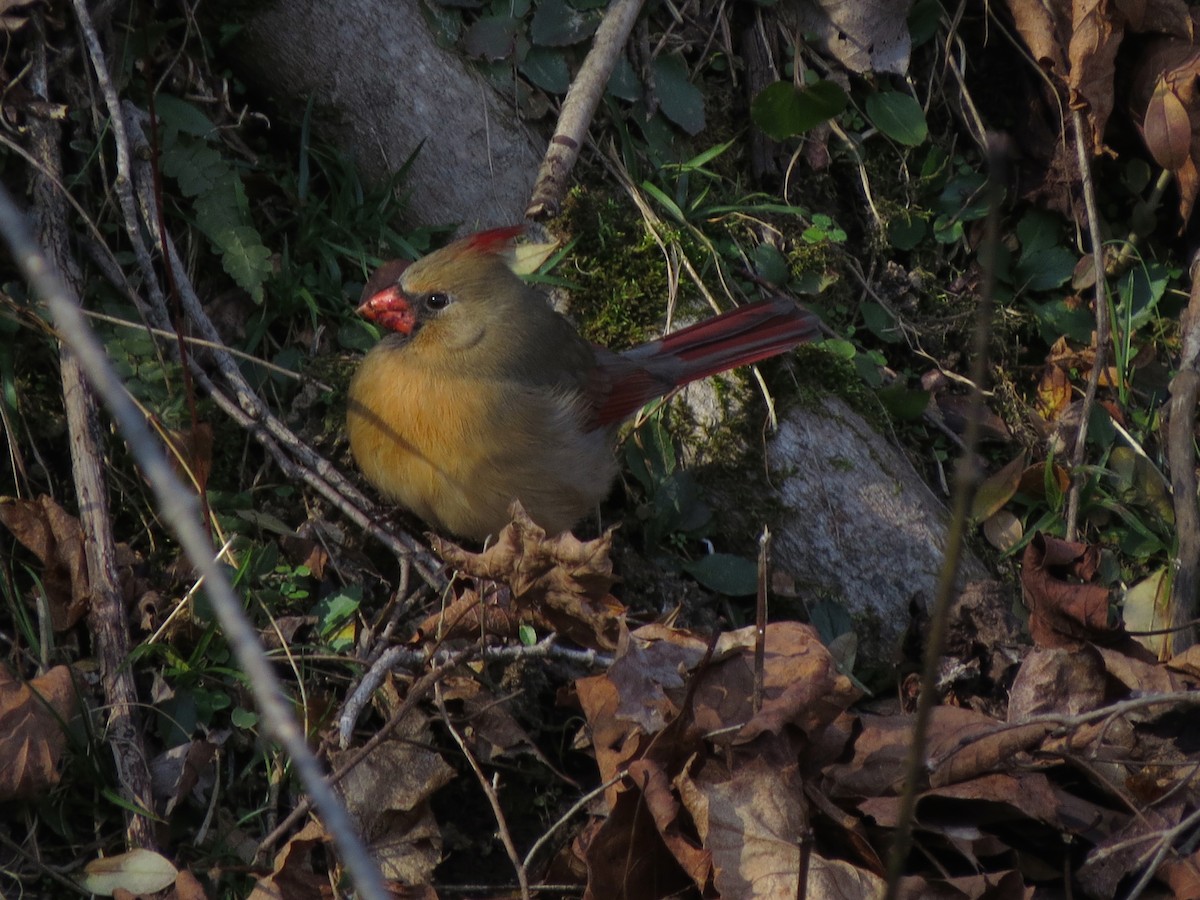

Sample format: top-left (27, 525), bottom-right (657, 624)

top-left (0, 186), bottom-right (391, 900)
top-left (1064, 108), bottom-right (1111, 541)
top-left (1164, 249), bottom-right (1200, 656)
top-left (119, 104), bottom-right (443, 588)
top-left (30, 11), bottom-right (156, 850)
top-left (435, 683), bottom-right (531, 900)
top-left (882, 135), bottom-right (1006, 898)
top-left (526, 0), bottom-right (646, 218)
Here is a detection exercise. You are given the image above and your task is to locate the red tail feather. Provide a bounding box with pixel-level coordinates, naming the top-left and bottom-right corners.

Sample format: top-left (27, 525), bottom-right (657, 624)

top-left (589, 298), bottom-right (820, 427)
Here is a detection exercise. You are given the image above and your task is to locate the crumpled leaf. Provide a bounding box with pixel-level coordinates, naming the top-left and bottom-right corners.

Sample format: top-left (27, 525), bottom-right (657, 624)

top-left (329, 712), bottom-right (455, 885)
top-left (247, 820), bottom-right (335, 900)
top-left (429, 502), bottom-right (625, 650)
top-left (778, 0), bottom-right (912, 75)
top-left (0, 664), bottom-right (78, 801)
top-left (0, 495), bottom-right (91, 630)
top-left (1020, 533), bottom-right (1116, 648)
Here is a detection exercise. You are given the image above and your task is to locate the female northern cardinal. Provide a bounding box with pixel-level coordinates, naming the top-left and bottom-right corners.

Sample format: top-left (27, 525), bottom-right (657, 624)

top-left (347, 226), bottom-right (820, 541)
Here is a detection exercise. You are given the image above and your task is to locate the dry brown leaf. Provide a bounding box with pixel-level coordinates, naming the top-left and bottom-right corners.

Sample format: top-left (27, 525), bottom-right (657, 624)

top-left (1008, 646), bottom-right (1107, 721)
top-left (1144, 75), bottom-right (1193, 169)
top-left (440, 674), bottom-right (565, 773)
top-left (81, 848), bottom-right (180, 897)
top-left (581, 784), bottom-right (696, 899)
top-left (971, 453), bottom-right (1028, 523)
top-left (1132, 38), bottom-right (1200, 222)
top-left (896, 869), bottom-right (1032, 900)
top-left (678, 749), bottom-right (812, 898)
top-left (1158, 849), bottom-right (1200, 899)
top-left (574, 625), bottom-right (709, 800)
top-left (778, 0), bottom-right (911, 75)
top-left (823, 707), bottom-right (998, 800)
top-left (247, 819), bottom-right (335, 900)
top-left (430, 503), bottom-right (624, 650)
top-left (1020, 533), bottom-right (1117, 648)
top-left (1016, 461), bottom-right (1070, 501)
top-left (0, 495), bottom-right (91, 630)
top-left (699, 622), bottom-right (860, 743)
top-left (0, 664), bottom-right (77, 800)
top-left (1078, 804), bottom-right (1184, 898)
top-left (149, 736), bottom-right (218, 817)
top-left (627, 757), bottom-right (710, 890)
top-left (1034, 359), bottom-right (1072, 423)
top-left (330, 712), bottom-right (454, 885)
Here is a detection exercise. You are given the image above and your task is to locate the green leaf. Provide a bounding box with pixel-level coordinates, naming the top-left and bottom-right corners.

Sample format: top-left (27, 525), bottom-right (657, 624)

top-left (1016, 209), bottom-right (1061, 255)
top-left (752, 242), bottom-right (789, 286)
top-left (518, 624), bottom-right (537, 646)
top-left (751, 80), bottom-right (847, 140)
top-left (1015, 246), bottom-right (1076, 292)
top-left (521, 47), bottom-right (571, 93)
top-left (315, 588), bottom-right (361, 637)
top-left (887, 211), bottom-right (926, 250)
top-left (212, 226), bottom-right (272, 303)
top-left (867, 91), bottom-right (928, 146)
top-left (161, 139), bottom-right (224, 197)
top-left (1029, 298), bottom-right (1095, 344)
top-left (908, 0), bottom-right (942, 47)
top-left (860, 301), bottom-right (901, 343)
top-left (935, 171), bottom-right (988, 221)
top-left (1117, 262), bottom-right (1170, 331)
top-left (681, 553), bottom-right (758, 596)
top-left (531, 0), bottom-right (597, 45)
top-left (607, 54), bottom-right (641, 102)
top-left (155, 95), bottom-right (216, 139)
top-left (231, 707), bottom-right (258, 728)
top-left (652, 53), bottom-right (705, 135)
top-left (877, 384), bottom-right (929, 420)
top-left (464, 15), bottom-right (519, 59)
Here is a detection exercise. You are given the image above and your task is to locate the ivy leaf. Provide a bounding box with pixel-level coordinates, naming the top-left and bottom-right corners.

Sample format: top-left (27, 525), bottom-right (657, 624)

top-left (521, 47), bottom-right (570, 93)
top-left (531, 0), bottom-right (597, 46)
top-left (464, 15), bottom-right (520, 60)
top-left (751, 80), bottom-right (847, 140)
top-left (681, 554), bottom-right (758, 596)
top-left (866, 91), bottom-right (928, 146)
top-left (652, 53), bottom-right (705, 135)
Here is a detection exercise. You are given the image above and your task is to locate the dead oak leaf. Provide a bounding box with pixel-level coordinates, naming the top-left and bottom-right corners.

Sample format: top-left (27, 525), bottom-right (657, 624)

top-left (430, 502), bottom-right (624, 651)
top-left (0, 495), bottom-right (90, 630)
top-left (0, 664), bottom-right (78, 800)
top-left (1021, 532), bottom-right (1117, 648)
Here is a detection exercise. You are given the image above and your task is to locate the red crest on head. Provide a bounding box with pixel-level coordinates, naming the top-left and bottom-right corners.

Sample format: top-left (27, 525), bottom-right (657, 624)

top-left (460, 225), bottom-right (526, 256)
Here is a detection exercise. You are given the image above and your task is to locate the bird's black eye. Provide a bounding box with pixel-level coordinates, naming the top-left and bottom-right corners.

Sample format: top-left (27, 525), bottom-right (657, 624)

top-left (425, 292), bottom-right (452, 311)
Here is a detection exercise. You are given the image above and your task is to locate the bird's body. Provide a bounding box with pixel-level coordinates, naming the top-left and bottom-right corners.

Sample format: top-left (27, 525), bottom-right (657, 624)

top-left (347, 226), bottom-right (819, 541)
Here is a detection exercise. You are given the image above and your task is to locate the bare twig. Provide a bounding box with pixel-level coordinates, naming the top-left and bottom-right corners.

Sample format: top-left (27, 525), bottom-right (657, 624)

top-left (435, 683), bottom-right (531, 900)
top-left (753, 526), bottom-right (769, 714)
top-left (882, 136), bottom-right (1006, 898)
top-left (30, 11), bottom-right (156, 850)
top-left (526, 0), bottom-right (646, 218)
top-left (0, 188), bottom-right (391, 900)
top-left (521, 770), bottom-right (627, 874)
top-left (1064, 108), bottom-right (1111, 542)
top-left (119, 104), bottom-right (443, 588)
top-left (257, 645), bottom-right (476, 857)
top-left (1164, 251), bottom-right (1200, 656)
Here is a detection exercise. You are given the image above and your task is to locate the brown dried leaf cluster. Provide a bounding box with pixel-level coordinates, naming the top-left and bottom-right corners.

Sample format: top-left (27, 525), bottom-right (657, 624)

top-left (1004, 0), bottom-right (1200, 221)
top-left (424, 503), bottom-right (625, 650)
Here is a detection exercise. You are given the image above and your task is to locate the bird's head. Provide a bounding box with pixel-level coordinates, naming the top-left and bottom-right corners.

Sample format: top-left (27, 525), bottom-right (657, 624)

top-left (357, 226), bottom-right (526, 348)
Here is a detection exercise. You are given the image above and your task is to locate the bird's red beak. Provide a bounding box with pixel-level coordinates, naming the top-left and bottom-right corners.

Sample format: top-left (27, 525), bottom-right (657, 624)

top-left (357, 287), bottom-right (416, 335)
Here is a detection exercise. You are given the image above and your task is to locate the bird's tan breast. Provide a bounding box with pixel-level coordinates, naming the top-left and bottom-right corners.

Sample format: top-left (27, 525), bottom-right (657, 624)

top-left (347, 343), bottom-right (616, 540)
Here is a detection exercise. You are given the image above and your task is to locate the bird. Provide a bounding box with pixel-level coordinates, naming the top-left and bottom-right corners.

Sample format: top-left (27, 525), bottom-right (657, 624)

top-left (346, 226), bottom-right (821, 541)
